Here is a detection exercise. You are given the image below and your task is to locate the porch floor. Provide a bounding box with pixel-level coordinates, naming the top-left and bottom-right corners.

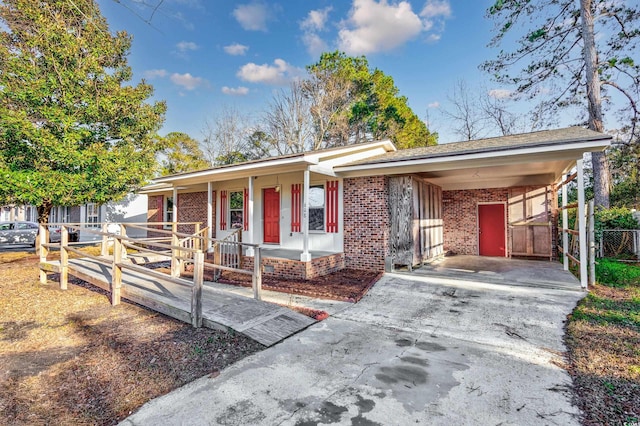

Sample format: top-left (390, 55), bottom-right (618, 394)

top-left (405, 255), bottom-right (583, 291)
top-left (259, 247), bottom-right (339, 261)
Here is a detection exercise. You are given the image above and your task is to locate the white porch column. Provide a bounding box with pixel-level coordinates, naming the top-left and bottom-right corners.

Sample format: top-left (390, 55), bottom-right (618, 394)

top-left (562, 175), bottom-right (569, 271)
top-left (301, 168), bottom-right (311, 262)
top-left (246, 176), bottom-right (255, 257)
top-left (172, 187), bottom-right (178, 227)
top-left (207, 181), bottom-right (213, 251)
top-left (577, 159), bottom-right (588, 289)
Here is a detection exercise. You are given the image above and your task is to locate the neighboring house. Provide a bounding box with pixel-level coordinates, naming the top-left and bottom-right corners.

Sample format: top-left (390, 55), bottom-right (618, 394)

top-left (1, 194), bottom-right (148, 240)
top-left (1, 205), bottom-right (38, 222)
top-left (140, 127), bottom-right (611, 283)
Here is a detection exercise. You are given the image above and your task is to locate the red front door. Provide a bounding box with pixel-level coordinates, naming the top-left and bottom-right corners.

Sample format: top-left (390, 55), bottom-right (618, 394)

top-left (263, 188), bottom-right (280, 244)
top-left (478, 204), bottom-right (506, 257)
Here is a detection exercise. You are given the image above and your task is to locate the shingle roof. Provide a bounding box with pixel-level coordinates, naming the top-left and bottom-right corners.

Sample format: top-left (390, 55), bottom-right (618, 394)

top-left (339, 127), bottom-right (611, 167)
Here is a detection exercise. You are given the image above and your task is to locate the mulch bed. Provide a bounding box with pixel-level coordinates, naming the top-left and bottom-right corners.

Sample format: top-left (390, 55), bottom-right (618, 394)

top-left (215, 268), bottom-right (383, 303)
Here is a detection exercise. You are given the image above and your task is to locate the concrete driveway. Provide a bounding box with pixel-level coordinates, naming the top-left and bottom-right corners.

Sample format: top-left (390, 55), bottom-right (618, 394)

top-left (122, 271), bottom-right (585, 425)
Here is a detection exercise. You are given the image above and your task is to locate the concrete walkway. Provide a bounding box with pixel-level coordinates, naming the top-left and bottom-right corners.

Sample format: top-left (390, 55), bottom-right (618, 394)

top-left (121, 271), bottom-right (585, 425)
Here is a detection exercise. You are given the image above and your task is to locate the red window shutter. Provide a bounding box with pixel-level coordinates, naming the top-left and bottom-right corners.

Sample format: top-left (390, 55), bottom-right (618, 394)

top-left (326, 180), bottom-right (339, 233)
top-left (220, 190), bottom-right (227, 230)
top-left (291, 183), bottom-right (301, 232)
top-left (243, 188), bottom-right (249, 231)
top-left (156, 195), bottom-right (164, 229)
top-left (211, 190), bottom-right (216, 237)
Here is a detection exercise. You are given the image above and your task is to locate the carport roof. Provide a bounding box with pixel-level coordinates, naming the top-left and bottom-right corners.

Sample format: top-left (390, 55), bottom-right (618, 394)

top-left (333, 127), bottom-right (611, 189)
top-left (337, 127), bottom-right (611, 167)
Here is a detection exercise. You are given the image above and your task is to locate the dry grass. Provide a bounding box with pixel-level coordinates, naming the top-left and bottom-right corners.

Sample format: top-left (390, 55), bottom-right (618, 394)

top-left (0, 249), bottom-right (263, 425)
top-left (566, 281), bottom-right (640, 425)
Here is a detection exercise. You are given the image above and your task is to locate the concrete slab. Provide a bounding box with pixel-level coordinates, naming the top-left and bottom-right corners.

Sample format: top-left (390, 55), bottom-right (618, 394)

top-left (121, 271), bottom-right (585, 425)
top-left (205, 281), bottom-right (353, 316)
top-left (414, 255), bottom-right (583, 291)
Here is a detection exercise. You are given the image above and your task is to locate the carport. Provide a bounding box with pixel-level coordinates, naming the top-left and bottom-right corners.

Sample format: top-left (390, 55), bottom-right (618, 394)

top-left (335, 127), bottom-right (612, 288)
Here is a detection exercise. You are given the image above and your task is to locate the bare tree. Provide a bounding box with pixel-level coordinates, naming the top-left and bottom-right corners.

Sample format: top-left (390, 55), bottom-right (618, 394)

top-left (479, 92), bottom-right (521, 136)
top-left (201, 106), bottom-right (252, 166)
top-left (261, 81), bottom-right (314, 155)
top-left (441, 80), bottom-right (487, 141)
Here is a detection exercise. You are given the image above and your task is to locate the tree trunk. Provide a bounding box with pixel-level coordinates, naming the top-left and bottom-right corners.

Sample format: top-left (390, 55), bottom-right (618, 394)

top-left (35, 202), bottom-right (52, 254)
top-left (580, 0), bottom-right (610, 208)
top-left (37, 202), bottom-right (52, 224)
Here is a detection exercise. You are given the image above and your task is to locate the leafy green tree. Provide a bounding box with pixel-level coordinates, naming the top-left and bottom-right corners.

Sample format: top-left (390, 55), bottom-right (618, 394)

top-left (0, 0), bottom-right (166, 223)
top-left (304, 51), bottom-right (437, 150)
top-left (160, 132), bottom-right (209, 176)
top-left (609, 141), bottom-right (640, 208)
top-left (482, 0), bottom-right (640, 208)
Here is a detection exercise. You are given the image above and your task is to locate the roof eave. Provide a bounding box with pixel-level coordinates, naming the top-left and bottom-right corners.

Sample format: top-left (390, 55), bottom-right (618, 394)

top-left (334, 138), bottom-right (611, 176)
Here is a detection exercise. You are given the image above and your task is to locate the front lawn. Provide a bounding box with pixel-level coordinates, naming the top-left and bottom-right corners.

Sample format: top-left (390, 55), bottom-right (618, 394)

top-left (566, 260), bottom-right (640, 425)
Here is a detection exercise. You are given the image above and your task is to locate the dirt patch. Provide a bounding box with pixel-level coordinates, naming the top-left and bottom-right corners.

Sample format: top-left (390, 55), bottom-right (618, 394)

top-left (0, 250), bottom-right (263, 425)
top-left (565, 283), bottom-right (640, 425)
top-left (212, 269), bottom-right (383, 303)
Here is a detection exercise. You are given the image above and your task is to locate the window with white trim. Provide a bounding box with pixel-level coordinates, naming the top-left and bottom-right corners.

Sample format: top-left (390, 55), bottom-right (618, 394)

top-left (308, 185), bottom-right (325, 231)
top-left (86, 203), bottom-right (100, 227)
top-left (50, 207), bottom-right (59, 224)
top-left (25, 206), bottom-right (37, 222)
top-left (229, 191), bottom-right (243, 229)
top-left (164, 197), bottom-right (174, 227)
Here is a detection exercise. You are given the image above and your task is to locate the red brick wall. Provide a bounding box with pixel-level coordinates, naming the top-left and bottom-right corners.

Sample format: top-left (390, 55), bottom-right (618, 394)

top-left (442, 188), bottom-right (510, 255)
top-left (177, 191), bottom-right (208, 234)
top-left (147, 192), bottom-right (214, 236)
top-left (242, 253), bottom-right (345, 280)
top-left (343, 176), bottom-right (390, 271)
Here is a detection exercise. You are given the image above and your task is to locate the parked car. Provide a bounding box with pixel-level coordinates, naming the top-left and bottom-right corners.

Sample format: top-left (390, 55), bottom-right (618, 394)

top-left (48, 226), bottom-right (80, 243)
top-left (0, 221), bottom-right (80, 246)
top-left (0, 221), bottom-right (39, 246)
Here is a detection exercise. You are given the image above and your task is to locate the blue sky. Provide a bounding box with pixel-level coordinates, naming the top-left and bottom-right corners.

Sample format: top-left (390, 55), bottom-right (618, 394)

top-left (97, 0), bottom-right (516, 143)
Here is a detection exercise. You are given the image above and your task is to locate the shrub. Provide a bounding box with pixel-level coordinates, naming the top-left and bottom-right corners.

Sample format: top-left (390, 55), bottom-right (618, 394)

top-left (596, 259), bottom-right (640, 288)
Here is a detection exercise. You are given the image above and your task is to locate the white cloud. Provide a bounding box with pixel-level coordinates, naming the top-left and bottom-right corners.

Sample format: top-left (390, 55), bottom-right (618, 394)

top-left (300, 7), bottom-right (332, 56)
top-left (338, 0), bottom-right (423, 55)
top-left (420, 0), bottom-right (451, 18)
top-left (301, 7), bottom-right (332, 31)
top-left (233, 2), bottom-right (271, 31)
top-left (222, 86), bottom-right (250, 96)
top-left (237, 59), bottom-right (303, 85)
top-left (302, 33), bottom-right (329, 57)
top-left (488, 89), bottom-right (513, 99)
top-left (143, 69), bottom-right (167, 79)
top-left (176, 41), bottom-right (198, 52)
top-left (170, 72), bottom-right (207, 90)
top-left (224, 43), bottom-right (249, 56)
top-left (420, 0), bottom-right (452, 41)
top-left (428, 101), bottom-right (440, 108)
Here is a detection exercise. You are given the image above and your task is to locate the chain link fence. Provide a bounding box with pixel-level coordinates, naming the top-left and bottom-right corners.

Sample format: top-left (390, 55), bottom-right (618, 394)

top-left (597, 230), bottom-right (640, 260)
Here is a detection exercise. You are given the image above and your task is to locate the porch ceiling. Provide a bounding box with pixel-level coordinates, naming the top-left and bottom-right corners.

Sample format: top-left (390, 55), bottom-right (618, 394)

top-left (414, 158), bottom-right (573, 190)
